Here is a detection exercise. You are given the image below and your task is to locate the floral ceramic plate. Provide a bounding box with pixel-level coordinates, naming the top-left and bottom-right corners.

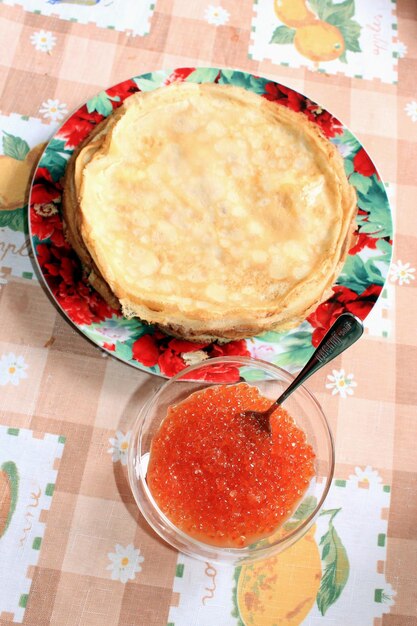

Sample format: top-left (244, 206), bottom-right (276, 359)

top-left (29, 67), bottom-right (393, 381)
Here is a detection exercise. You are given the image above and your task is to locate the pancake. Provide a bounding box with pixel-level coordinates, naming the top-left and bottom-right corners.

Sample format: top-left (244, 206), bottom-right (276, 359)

top-left (63, 82), bottom-right (356, 342)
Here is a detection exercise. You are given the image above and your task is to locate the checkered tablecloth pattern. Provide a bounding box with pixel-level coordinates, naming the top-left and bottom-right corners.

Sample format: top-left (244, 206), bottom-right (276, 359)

top-left (0, 1), bottom-right (416, 625)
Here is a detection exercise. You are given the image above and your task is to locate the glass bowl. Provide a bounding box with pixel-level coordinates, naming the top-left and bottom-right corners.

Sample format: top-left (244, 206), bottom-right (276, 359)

top-left (128, 356), bottom-right (334, 564)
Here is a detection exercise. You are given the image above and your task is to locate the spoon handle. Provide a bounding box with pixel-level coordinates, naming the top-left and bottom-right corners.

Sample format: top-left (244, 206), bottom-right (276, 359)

top-left (275, 313), bottom-right (364, 407)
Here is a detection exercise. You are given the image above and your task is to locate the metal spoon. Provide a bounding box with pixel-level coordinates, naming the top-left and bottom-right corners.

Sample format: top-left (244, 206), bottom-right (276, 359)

top-left (246, 312), bottom-right (364, 434)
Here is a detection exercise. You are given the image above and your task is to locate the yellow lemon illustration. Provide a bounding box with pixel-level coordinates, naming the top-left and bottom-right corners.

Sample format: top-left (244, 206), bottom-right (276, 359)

top-left (0, 142), bottom-right (45, 211)
top-left (274, 0), bottom-right (316, 28)
top-left (0, 462), bottom-right (19, 538)
top-left (236, 525), bottom-right (321, 625)
top-left (294, 22), bottom-right (345, 62)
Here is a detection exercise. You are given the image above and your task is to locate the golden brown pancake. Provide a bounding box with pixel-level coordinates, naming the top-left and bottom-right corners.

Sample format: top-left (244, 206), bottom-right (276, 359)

top-left (63, 83), bottom-right (356, 341)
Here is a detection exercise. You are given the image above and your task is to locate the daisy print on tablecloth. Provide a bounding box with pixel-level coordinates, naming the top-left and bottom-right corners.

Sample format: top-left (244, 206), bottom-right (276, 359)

top-left (39, 99), bottom-right (68, 122)
top-left (0, 353), bottom-right (28, 386)
top-left (107, 544), bottom-right (144, 583)
top-left (204, 5), bottom-right (230, 26)
top-left (404, 101), bottom-right (417, 123)
top-left (349, 465), bottom-right (382, 489)
top-left (30, 30), bottom-right (57, 53)
top-left (326, 369), bottom-right (357, 398)
top-left (389, 260), bottom-right (415, 286)
top-left (108, 430), bottom-right (131, 466)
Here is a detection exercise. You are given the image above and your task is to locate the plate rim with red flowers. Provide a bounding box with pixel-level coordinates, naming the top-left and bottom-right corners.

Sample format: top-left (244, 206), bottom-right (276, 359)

top-left (29, 67), bottom-right (393, 382)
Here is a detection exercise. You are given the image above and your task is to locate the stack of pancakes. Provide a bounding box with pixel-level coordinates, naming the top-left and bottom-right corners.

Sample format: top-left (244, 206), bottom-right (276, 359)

top-left (63, 82), bottom-right (356, 342)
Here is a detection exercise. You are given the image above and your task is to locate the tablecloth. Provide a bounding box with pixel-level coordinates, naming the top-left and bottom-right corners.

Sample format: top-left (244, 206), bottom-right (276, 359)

top-left (0, 1), bottom-right (416, 625)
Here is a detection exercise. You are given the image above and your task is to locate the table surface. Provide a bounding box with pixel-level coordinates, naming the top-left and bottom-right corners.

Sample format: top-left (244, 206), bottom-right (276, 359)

top-left (0, 1), bottom-right (416, 625)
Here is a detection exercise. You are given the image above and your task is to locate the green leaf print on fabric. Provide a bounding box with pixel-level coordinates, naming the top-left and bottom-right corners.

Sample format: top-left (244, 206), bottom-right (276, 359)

top-left (293, 495), bottom-right (318, 520)
top-left (2, 132), bottom-right (30, 161)
top-left (337, 19), bottom-right (362, 52)
top-left (283, 495), bottom-right (318, 531)
top-left (270, 25), bottom-right (296, 44)
top-left (324, 0), bottom-right (355, 22)
top-left (231, 566), bottom-right (245, 626)
top-left (316, 508), bottom-right (349, 615)
top-left (0, 207), bottom-right (26, 232)
top-left (309, 0), bottom-right (353, 22)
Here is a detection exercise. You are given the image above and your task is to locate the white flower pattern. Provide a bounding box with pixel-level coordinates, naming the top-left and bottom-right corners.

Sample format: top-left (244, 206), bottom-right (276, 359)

top-left (107, 544), bottom-right (144, 583)
top-left (0, 353), bottom-right (28, 386)
top-left (404, 100), bottom-right (417, 123)
top-left (249, 344), bottom-right (275, 360)
top-left (100, 324), bottom-right (135, 342)
top-left (326, 369), bottom-right (357, 398)
top-left (349, 465), bottom-right (382, 488)
top-left (181, 350), bottom-right (209, 366)
top-left (30, 30), bottom-right (57, 53)
top-left (389, 260), bottom-right (415, 286)
top-left (39, 99), bottom-right (68, 122)
top-left (108, 430), bottom-right (131, 465)
top-left (204, 5), bottom-right (230, 25)
top-left (332, 137), bottom-right (354, 158)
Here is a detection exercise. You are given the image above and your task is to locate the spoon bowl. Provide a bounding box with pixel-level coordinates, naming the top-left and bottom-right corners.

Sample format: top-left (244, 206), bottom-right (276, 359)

top-left (243, 313), bottom-right (364, 433)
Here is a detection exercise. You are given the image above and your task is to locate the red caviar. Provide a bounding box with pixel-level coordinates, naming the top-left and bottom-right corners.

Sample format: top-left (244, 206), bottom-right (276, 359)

top-left (147, 383), bottom-right (315, 547)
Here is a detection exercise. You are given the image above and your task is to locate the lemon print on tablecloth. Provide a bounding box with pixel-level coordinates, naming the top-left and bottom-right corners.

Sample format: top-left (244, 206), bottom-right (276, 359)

top-left (233, 501), bottom-right (350, 624)
top-left (274, 0), bottom-right (316, 28)
top-left (295, 22), bottom-right (345, 62)
top-left (270, 0), bottom-right (361, 64)
top-left (0, 134), bottom-right (45, 211)
top-left (0, 461), bottom-right (19, 539)
top-left (236, 525), bottom-right (321, 625)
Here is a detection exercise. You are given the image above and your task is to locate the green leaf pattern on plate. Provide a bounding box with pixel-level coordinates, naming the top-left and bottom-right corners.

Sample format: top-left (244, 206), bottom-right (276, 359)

top-left (339, 239), bottom-right (390, 293)
top-left (39, 138), bottom-right (73, 182)
top-left (86, 91), bottom-right (121, 117)
top-left (185, 68), bottom-right (220, 83)
top-left (134, 72), bottom-right (166, 91)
